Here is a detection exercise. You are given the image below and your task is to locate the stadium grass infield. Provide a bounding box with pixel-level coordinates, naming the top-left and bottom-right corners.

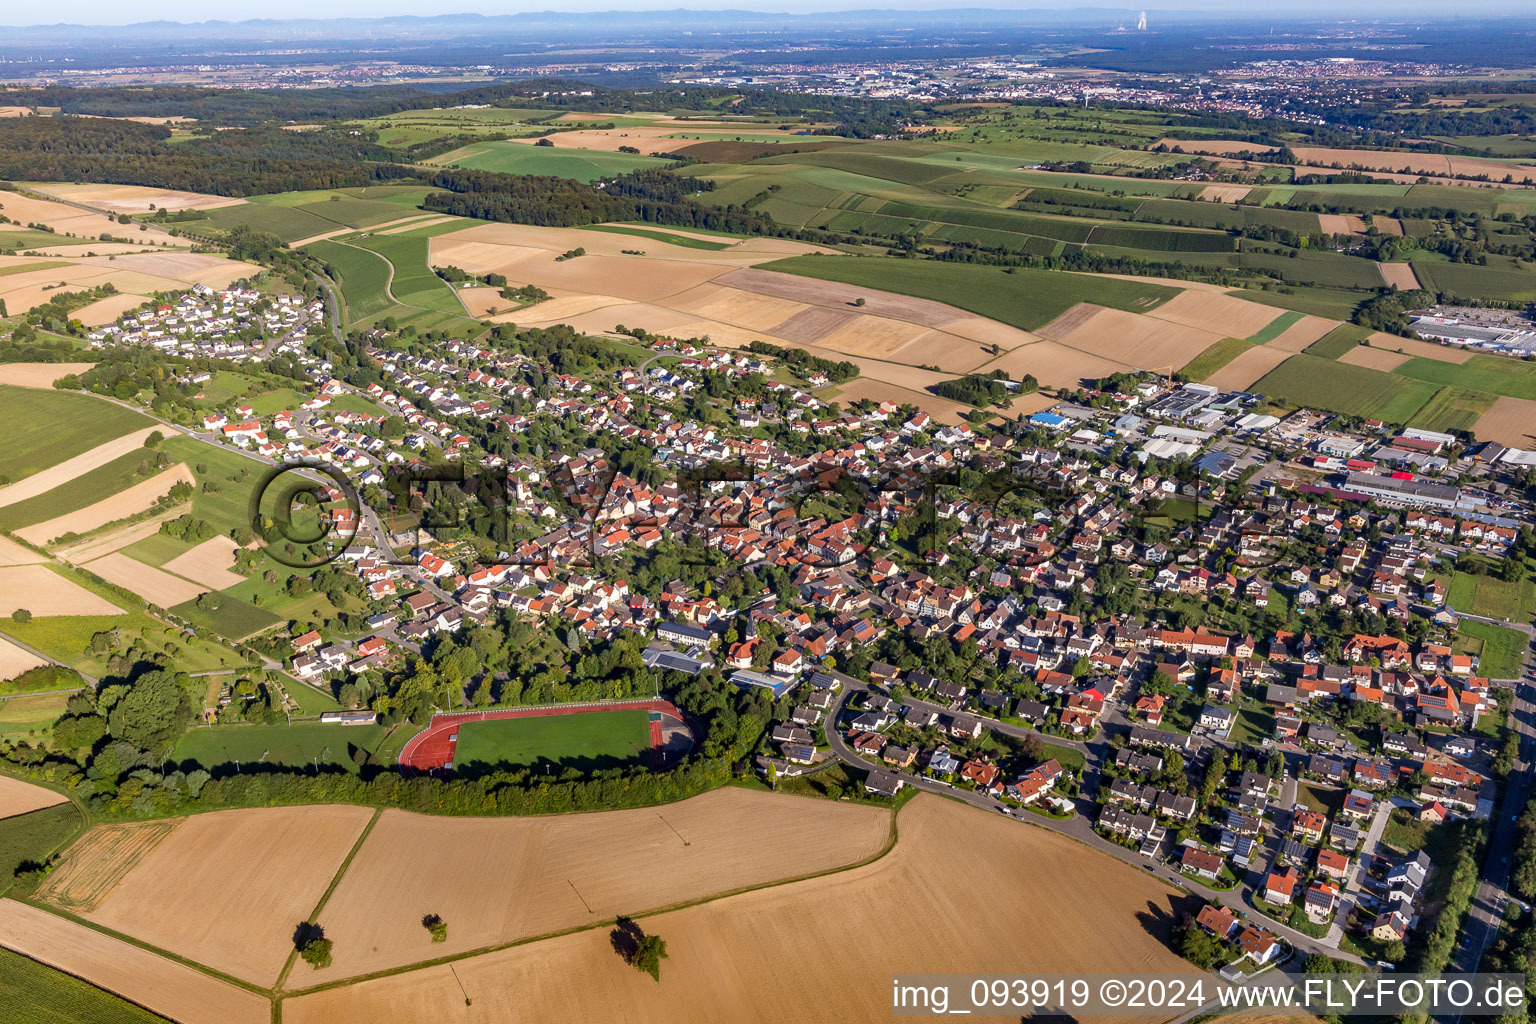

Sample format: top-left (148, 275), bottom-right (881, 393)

top-left (451, 708), bottom-right (653, 771)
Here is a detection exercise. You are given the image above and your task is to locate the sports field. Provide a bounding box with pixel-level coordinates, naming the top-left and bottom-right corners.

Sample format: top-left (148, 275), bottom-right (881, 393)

top-left (452, 708), bottom-right (652, 771)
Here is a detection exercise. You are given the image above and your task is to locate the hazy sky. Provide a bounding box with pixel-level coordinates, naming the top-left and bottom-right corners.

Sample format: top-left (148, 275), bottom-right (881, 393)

top-left (12, 0), bottom-right (1536, 28)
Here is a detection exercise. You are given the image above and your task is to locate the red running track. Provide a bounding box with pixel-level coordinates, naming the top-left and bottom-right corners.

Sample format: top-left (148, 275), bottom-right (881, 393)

top-left (397, 699), bottom-right (693, 772)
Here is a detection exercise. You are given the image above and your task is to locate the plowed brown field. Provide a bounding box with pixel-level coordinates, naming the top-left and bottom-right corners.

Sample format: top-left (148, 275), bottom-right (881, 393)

top-left (0, 900), bottom-right (269, 1024)
top-left (72, 805), bottom-right (373, 985)
top-left (0, 775), bottom-right (65, 819)
top-left (306, 787), bottom-right (890, 981)
top-left (283, 796), bottom-right (1196, 1024)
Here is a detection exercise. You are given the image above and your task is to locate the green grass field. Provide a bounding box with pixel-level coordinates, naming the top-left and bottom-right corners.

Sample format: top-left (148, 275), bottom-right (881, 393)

top-left (1454, 620), bottom-right (1529, 680)
top-left (1447, 572), bottom-right (1536, 624)
top-left (1414, 261), bottom-right (1536, 303)
top-left (1394, 354), bottom-right (1536, 402)
top-left (168, 595), bottom-right (281, 641)
top-left (1406, 386), bottom-right (1497, 434)
top-left (0, 799), bottom-right (83, 891)
top-left (1246, 310), bottom-right (1305, 344)
top-left (0, 228), bottom-right (73, 251)
top-left (1306, 323), bottom-right (1374, 359)
top-left (305, 239), bottom-right (394, 321)
top-left (1180, 337), bottom-right (1255, 381)
top-left (1228, 285), bottom-right (1365, 322)
top-left (350, 235), bottom-right (467, 314)
top-left (0, 692), bottom-right (70, 746)
top-left (1252, 354), bottom-right (1440, 424)
top-left (0, 450), bottom-right (167, 531)
top-left (173, 720), bottom-right (399, 771)
top-left (0, 946), bottom-right (173, 1024)
top-left (451, 709), bottom-right (652, 772)
top-left (435, 140), bottom-right (673, 181)
top-left (0, 387), bottom-right (153, 485)
top-left (762, 255), bottom-right (1178, 331)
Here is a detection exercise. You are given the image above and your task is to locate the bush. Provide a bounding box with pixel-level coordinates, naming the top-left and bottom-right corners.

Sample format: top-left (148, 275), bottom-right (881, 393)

top-left (11, 608), bottom-right (30, 623)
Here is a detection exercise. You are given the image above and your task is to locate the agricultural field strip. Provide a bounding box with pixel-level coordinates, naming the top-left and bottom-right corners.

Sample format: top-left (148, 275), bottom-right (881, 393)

top-left (0, 900), bottom-right (269, 1024)
top-left (280, 796), bottom-right (1195, 1022)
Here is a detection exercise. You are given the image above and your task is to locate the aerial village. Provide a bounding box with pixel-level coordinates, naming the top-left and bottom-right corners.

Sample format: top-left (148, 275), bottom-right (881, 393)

top-left (93, 279), bottom-right (1535, 973)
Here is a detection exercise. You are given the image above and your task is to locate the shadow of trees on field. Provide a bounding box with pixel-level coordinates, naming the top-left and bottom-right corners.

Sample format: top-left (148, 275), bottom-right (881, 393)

top-left (610, 916), bottom-right (645, 964)
top-left (292, 920), bottom-right (326, 950)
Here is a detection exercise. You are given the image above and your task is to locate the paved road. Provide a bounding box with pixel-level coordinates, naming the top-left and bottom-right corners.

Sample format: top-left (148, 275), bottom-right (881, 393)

top-left (821, 681), bottom-right (1363, 965)
top-left (1441, 630), bottom-right (1536, 1024)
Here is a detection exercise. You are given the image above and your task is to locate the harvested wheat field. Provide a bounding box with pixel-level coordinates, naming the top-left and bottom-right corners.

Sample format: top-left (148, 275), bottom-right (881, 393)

top-left (0, 361), bottom-right (95, 389)
top-left (28, 183), bottom-right (245, 214)
top-left (53, 514), bottom-right (179, 565)
top-left (1053, 306), bottom-right (1223, 371)
top-left (15, 463), bottom-right (194, 546)
top-left (377, 215), bottom-right (458, 235)
top-left (1377, 262), bottom-right (1421, 290)
top-left (36, 820), bottom-right (180, 911)
top-left (986, 339), bottom-right (1136, 387)
top-left (1206, 345), bottom-right (1295, 391)
top-left (162, 536), bottom-right (246, 590)
top-left (1035, 302), bottom-right (1102, 341)
top-left (0, 256), bottom-right (249, 315)
top-left (1198, 184), bottom-right (1252, 203)
top-left (1341, 346), bottom-right (1413, 371)
top-left (433, 223), bottom-right (821, 273)
top-left (18, 243), bottom-right (173, 258)
top-left (0, 774), bottom-right (65, 818)
top-left (1318, 214), bottom-right (1371, 235)
top-left (885, 329), bottom-right (997, 374)
top-left (831, 378), bottom-right (983, 425)
top-left (447, 285), bottom-right (503, 317)
top-left (73, 292), bottom-right (151, 326)
top-left (718, 267), bottom-right (976, 329)
top-left (1152, 138), bottom-right (1277, 157)
top-left (83, 552), bottom-right (205, 606)
top-left (0, 566), bottom-right (120, 616)
top-left (808, 313), bottom-right (933, 356)
top-left (1147, 290), bottom-right (1286, 339)
top-left (0, 900), bottom-right (269, 1024)
top-left (1289, 146), bottom-right (1536, 184)
top-left (0, 535), bottom-right (43, 566)
top-left (0, 192), bottom-right (138, 240)
top-left (1369, 335), bottom-right (1477, 363)
top-left (0, 636), bottom-right (47, 681)
top-left (308, 788), bottom-right (889, 981)
top-left (1266, 315), bottom-right (1339, 354)
top-left (73, 805), bottom-right (373, 985)
top-left (1373, 215), bottom-right (1405, 236)
top-left (75, 252), bottom-right (256, 287)
top-left (1476, 397), bottom-right (1536, 447)
top-left (285, 796), bottom-right (1195, 1024)
top-left (669, 281), bottom-right (809, 331)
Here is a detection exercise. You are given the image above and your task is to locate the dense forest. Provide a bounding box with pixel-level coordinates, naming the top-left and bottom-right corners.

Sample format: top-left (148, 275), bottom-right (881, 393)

top-left (424, 167), bottom-right (792, 236)
top-left (0, 79), bottom-right (927, 136)
top-left (0, 117), bottom-right (413, 196)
